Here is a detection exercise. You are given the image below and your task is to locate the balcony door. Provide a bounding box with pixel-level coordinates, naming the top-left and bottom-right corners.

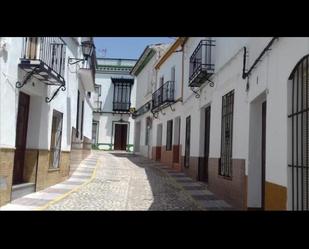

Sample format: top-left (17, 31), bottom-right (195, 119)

top-left (25, 37), bottom-right (38, 59)
top-left (13, 92), bottom-right (30, 185)
top-left (114, 124), bottom-right (127, 150)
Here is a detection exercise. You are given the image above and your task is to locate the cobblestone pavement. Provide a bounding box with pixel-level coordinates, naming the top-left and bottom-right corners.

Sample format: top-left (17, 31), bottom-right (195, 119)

top-left (47, 151), bottom-right (233, 211)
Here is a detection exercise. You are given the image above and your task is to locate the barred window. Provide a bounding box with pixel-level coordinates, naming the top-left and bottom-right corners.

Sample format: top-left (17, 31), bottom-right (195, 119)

top-left (219, 90), bottom-right (234, 177)
top-left (288, 55), bottom-right (309, 210)
top-left (50, 110), bottom-right (63, 169)
top-left (166, 120), bottom-right (173, 151)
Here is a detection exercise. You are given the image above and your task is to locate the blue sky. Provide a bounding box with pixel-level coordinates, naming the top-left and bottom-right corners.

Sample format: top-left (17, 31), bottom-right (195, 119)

top-left (94, 37), bottom-right (175, 60)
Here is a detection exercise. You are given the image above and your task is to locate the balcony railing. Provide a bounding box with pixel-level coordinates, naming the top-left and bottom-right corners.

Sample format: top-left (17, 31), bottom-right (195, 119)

top-left (132, 101), bottom-right (151, 119)
top-left (152, 81), bottom-right (175, 111)
top-left (19, 37), bottom-right (66, 85)
top-left (189, 39), bottom-right (215, 87)
top-left (113, 102), bottom-right (131, 112)
top-left (16, 37), bottom-right (67, 102)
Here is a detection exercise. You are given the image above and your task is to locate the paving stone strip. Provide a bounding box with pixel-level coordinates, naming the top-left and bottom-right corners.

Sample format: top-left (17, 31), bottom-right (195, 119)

top-left (152, 162), bottom-right (234, 210)
top-left (0, 154), bottom-right (98, 211)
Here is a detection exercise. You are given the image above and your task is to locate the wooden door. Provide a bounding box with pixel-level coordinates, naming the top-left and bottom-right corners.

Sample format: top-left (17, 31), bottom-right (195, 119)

top-left (114, 124), bottom-right (127, 150)
top-left (261, 101), bottom-right (266, 209)
top-left (185, 116), bottom-right (191, 168)
top-left (13, 92), bottom-right (30, 185)
top-left (200, 106), bottom-right (211, 182)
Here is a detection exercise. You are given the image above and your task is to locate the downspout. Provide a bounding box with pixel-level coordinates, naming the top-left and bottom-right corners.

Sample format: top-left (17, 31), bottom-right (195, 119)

top-left (242, 37), bottom-right (278, 80)
top-left (180, 42), bottom-right (184, 102)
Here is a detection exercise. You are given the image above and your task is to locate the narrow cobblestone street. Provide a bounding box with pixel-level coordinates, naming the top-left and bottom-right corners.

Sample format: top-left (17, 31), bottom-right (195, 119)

top-left (0, 151), bottom-right (233, 211)
top-left (46, 151), bottom-right (232, 210)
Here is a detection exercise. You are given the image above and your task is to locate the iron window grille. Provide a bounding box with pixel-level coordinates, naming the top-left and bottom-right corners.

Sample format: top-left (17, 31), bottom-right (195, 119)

top-left (17, 37), bottom-right (66, 102)
top-left (50, 110), bottom-right (63, 169)
top-left (151, 80), bottom-right (175, 112)
top-left (219, 90), bottom-right (234, 177)
top-left (189, 39), bottom-right (215, 87)
top-left (76, 90), bottom-right (80, 138)
top-left (288, 55), bottom-right (309, 210)
top-left (166, 120), bottom-right (173, 151)
top-left (112, 78), bottom-right (133, 112)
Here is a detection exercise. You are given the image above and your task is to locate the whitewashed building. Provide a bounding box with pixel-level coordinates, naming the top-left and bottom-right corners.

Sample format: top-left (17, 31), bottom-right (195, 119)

top-left (131, 43), bottom-right (171, 158)
top-left (92, 58), bottom-right (137, 152)
top-left (0, 37), bottom-right (96, 206)
top-left (132, 37), bottom-right (309, 211)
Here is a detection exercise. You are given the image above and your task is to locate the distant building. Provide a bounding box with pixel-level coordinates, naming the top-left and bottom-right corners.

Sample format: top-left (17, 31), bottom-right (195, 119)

top-left (92, 58), bottom-right (137, 151)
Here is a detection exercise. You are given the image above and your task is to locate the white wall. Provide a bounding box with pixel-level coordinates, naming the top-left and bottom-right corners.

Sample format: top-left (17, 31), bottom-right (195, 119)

top-left (0, 37), bottom-right (94, 152)
top-left (156, 44), bottom-right (182, 99)
top-left (97, 113), bottom-right (134, 148)
top-left (135, 54), bottom-right (157, 109)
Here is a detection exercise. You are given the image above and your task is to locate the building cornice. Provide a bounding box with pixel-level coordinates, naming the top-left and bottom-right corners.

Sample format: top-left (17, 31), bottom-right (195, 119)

top-left (155, 37), bottom-right (188, 70)
top-left (130, 46), bottom-right (155, 76)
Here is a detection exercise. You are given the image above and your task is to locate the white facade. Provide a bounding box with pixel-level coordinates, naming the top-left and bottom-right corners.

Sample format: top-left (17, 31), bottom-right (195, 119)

top-left (131, 44), bottom-right (171, 158)
top-left (0, 37), bottom-right (95, 151)
top-left (93, 58), bottom-right (137, 151)
top-left (0, 37), bottom-right (96, 206)
top-left (132, 37), bottom-right (309, 210)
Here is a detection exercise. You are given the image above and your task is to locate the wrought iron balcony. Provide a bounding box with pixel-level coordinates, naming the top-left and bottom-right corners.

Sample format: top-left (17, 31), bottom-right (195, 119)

top-left (189, 39), bottom-right (215, 87)
top-left (113, 102), bottom-right (131, 112)
top-left (132, 101), bottom-right (151, 119)
top-left (152, 81), bottom-right (175, 112)
top-left (17, 37), bottom-right (66, 102)
top-left (112, 78), bottom-right (133, 112)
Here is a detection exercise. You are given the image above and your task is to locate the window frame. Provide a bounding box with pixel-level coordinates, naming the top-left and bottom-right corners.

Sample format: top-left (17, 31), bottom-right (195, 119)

top-left (219, 90), bottom-right (234, 178)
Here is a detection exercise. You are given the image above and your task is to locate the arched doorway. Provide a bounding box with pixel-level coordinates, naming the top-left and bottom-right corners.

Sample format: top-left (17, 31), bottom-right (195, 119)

top-left (288, 55), bottom-right (309, 210)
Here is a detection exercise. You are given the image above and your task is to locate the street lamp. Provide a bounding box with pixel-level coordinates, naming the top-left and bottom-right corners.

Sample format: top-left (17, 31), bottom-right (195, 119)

top-left (68, 40), bottom-right (95, 65)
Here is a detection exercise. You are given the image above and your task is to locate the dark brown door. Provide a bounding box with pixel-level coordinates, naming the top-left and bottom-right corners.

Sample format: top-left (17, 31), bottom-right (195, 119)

top-left (261, 101), bottom-right (267, 209)
top-left (200, 106), bottom-right (211, 182)
top-left (13, 92), bottom-right (30, 185)
top-left (114, 124), bottom-right (127, 150)
top-left (184, 116), bottom-right (191, 168)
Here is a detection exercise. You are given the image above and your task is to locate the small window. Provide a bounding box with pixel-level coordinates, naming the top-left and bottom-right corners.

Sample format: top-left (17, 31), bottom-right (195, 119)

top-left (171, 66), bottom-right (175, 82)
top-left (159, 76), bottom-right (164, 88)
top-left (219, 90), bottom-right (234, 177)
top-left (95, 85), bottom-right (101, 96)
top-left (87, 92), bottom-right (91, 98)
top-left (50, 110), bottom-right (63, 169)
top-left (166, 120), bottom-right (173, 151)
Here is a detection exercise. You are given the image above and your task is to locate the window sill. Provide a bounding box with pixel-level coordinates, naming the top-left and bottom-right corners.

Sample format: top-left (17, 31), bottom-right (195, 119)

top-left (218, 174), bottom-right (233, 181)
top-left (48, 168), bottom-right (60, 172)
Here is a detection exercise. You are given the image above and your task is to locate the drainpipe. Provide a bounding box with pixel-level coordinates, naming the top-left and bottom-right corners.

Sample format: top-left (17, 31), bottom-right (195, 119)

top-left (242, 37), bottom-right (278, 79)
top-left (180, 42), bottom-right (184, 102)
top-left (242, 37), bottom-right (278, 91)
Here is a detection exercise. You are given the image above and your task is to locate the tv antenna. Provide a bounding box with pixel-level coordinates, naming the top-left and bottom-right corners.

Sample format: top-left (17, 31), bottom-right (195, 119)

top-left (98, 48), bottom-right (107, 57)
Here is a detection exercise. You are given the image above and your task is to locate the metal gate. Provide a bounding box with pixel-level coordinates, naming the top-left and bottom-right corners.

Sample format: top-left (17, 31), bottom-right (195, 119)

top-left (288, 55), bottom-right (309, 210)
